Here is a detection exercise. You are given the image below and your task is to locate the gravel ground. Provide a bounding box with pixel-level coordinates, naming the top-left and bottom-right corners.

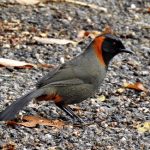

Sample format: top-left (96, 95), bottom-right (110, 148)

top-left (0, 0), bottom-right (150, 149)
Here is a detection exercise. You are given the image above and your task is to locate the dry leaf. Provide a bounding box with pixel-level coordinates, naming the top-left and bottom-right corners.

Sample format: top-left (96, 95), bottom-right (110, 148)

top-left (77, 26), bottom-right (113, 40)
top-left (137, 121), bottom-right (150, 133)
top-left (117, 88), bottom-right (125, 94)
top-left (33, 36), bottom-right (77, 46)
top-left (0, 58), bottom-right (54, 69)
top-left (123, 82), bottom-right (146, 92)
top-left (2, 142), bottom-right (16, 150)
top-left (97, 95), bottom-right (106, 102)
top-left (16, 0), bottom-right (45, 5)
top-left (77, 30), bottom-right (89, 39)
top-left (0, 58), bottom-right (36, 69)
top-left (77, 30), bottom-right (101, 39)
top-left (7, 116), bottom-right (64, 128)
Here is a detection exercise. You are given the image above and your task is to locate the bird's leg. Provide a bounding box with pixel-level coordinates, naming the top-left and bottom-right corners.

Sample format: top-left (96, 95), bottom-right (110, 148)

top-left (56, 104), bottom-right (84, 123)
top-left (65, 105), bottom-right (84, 123)
top-left (64, 106), bottom-right (96, 126)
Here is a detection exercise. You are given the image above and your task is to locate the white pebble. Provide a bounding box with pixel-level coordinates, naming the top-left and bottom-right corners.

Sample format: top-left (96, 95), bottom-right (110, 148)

top-left (60, 57), bottom-right (65, 64)
top-left (120, 137), bottom-right (126, 142)
top-left (131, 4), bottom-right (136, 9)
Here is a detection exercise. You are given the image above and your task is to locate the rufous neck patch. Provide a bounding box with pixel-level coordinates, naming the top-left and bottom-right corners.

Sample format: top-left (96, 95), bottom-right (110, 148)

top-left (93, 36), bottom-right (106, 66)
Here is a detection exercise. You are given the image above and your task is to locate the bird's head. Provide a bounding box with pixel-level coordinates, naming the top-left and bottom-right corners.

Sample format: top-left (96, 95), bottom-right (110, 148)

top-left (92, 34), bottom-right (133, 66)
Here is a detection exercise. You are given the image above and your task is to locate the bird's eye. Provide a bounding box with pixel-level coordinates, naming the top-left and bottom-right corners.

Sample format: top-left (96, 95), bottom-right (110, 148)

top-left (113, 42), bottom-right (116, 45)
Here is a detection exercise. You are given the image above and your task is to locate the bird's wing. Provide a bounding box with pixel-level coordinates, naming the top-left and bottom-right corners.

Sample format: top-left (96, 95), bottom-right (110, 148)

top-left (46, 78), bottom-right (85, 87)
top-left (36, 66), bottom-right (60, 87)
top-left (36, 63), bottom-right (77, 88)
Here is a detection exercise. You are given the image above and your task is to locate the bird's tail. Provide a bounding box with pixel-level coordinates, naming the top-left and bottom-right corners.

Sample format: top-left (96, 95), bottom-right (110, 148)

top-left (0, 88), bottom-right (45, 121)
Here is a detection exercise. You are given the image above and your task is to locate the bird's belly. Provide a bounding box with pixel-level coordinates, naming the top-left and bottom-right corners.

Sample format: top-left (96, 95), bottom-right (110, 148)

top-left (57, 84), bottom-right (95, 105)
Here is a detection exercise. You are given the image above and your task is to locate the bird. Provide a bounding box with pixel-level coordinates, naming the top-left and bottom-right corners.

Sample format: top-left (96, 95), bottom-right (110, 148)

top-left (0, 34), bottom-right (133, 122)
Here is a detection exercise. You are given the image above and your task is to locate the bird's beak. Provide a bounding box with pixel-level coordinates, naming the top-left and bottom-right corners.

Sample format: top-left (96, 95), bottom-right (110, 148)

top-left (120, 48), bottom-right (134, 54)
